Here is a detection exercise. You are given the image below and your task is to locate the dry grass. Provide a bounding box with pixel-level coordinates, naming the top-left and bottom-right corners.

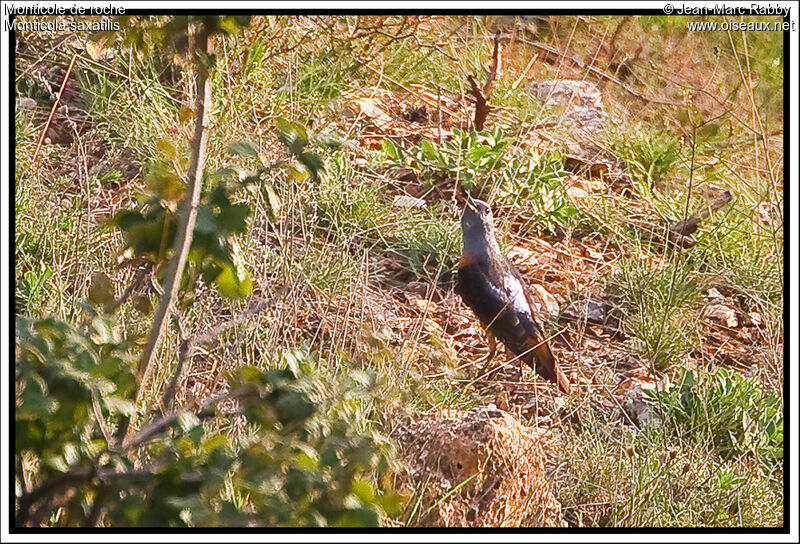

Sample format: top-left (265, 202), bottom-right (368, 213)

top-left (14, 14), bottom-right (783, 527)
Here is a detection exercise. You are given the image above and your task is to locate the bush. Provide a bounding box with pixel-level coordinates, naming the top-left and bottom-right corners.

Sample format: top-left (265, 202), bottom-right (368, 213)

top-left (15, 316), bottom-right (402, 527)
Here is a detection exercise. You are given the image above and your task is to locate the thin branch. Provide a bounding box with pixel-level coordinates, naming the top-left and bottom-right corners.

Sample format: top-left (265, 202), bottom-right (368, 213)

top-left (33, 53), bottom-right (77, 161)
top-left (466, 31), bottom-right (506, 131)
top-left (134, 21), bottom-right (214, 406)
top-left (483, 31), bottom-right (505, 97)
top-left (16, 468), bottom-right (93, 527)
top-left (122, 387), bottom-right (247, 451)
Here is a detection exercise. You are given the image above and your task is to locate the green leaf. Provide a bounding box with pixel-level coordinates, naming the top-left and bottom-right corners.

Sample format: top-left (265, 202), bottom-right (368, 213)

top-left (382, 139), bottom-right (404, 162)
top-left (263, 182), bottom-right (282, 221)
top-left (276, 119), bottom-right (309, 156)
top-left (335, 506), bottom-right (379, 527)
top-left (215, 263), bottom-right (253, 300)
top-left (226, 141), bottom-right (260, 158)
top-left (216, 202), bottom-right (251, 234)
top-left (88, 272), bottom-right (115, 312)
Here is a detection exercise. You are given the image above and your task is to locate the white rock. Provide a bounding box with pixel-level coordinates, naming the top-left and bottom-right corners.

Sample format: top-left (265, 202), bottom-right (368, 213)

top-left (393, 195), bottom-right (426, 209)
top-left (707, 303), bottom-right (738, 328)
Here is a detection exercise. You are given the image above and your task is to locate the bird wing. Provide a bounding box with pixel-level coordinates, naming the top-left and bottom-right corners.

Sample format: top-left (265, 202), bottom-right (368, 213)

top-left (457, 259), bottom-right (541, 351)
top-left (457, 258), bottom-right (570, 393)
top-left (506, 265), bottom-right (570, 393)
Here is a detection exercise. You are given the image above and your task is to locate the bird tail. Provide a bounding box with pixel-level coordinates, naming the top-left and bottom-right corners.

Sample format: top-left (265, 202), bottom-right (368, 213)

top-left (527, 341), bottom-right (571, 395)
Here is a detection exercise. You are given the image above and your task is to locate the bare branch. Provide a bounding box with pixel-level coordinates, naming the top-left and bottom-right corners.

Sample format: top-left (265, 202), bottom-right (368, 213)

top-left (134, 21), bottom-right (214, 406)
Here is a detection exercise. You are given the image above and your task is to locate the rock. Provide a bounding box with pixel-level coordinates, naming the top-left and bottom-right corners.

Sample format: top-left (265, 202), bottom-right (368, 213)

top-left (393, 409), bottom-right (567, 527)
top-left (530, 79), bottom-right (604, 131)
top-left (706, 303), bottom-right (738, 328)
top-left (745, 312), bottom-right (763, 327)
top-left (705, 287), bottom-right (724, 302)
top-left (529, 284), bottom-right (560, 317)
top-left (17, 97), bottom-right (37, 110)
top-left (393, 195), bottom-right (426, 208)
top-left (623, 384), bottom-right (662, 428)
top-left (563, 298), bottom-right (605, 323)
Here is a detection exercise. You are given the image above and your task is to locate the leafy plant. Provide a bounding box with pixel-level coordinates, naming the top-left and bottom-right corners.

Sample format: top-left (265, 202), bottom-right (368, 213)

top-left (394, 205), bottom-right (462, 280)
top-left (647, 367), bottom-right (783, 467)
top-left (613, 126), bottom-right (679, 191)
top-left (15, 318), bottom-right (401, 527)
top-left (387, 127), bottom-right (512, 189)
top-left (14, 16), bottom-right (397, 529)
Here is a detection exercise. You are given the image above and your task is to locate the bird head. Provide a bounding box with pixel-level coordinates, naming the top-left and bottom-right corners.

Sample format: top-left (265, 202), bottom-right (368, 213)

top-left (461, 196), bottom-right (494, 233)
top-left (461, 196), bottom-right (499, 255)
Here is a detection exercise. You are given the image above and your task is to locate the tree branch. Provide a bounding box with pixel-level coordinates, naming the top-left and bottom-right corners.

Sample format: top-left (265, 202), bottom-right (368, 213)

top-left (134, 21), bottom-right (214, 406)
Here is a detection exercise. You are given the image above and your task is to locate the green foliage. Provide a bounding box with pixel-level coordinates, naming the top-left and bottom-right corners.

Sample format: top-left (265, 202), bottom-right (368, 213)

top-left (613, 126), bottom-right (678, 191)
top-left (608, 255), bottom-right (703, 371)
top-left (383, 128), bottom-right (587, 235)
top-left (113, 172), bottom-right (254, 300)
top-left (15, 316), bottom-right (401, 526)
top-left (648, 367), bottom-right (783, 467)
top-left (556, 393), bottom-right (783, 527)
top-left (17, 265), bottom-right (53, 313)
top-left (393, 204), bottom-right (461, 280)
top-left (404, 127), bottom-right (513, 189)
top-left (113, 119), bottom-right (325, 301)
top-left (16, 312), bottom-right (138, 468)
top-left (276, 119), bottom-right (327, 184)
top-left (500, 151), bottom-right (590, 235)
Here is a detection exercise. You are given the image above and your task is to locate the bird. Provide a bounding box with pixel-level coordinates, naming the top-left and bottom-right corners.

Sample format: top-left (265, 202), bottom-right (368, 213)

top-left (456, 197), bottom-right (570, 394)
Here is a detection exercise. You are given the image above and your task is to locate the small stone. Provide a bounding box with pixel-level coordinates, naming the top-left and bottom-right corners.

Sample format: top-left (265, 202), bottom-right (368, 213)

top-left (529, 284), bottom-right (559, 317)
top-left (746, 312), bottom-right (762, 327)
top-left (17, 97), bottom-right (37, 110)
top-left (563, 298), bottom-right (605, 323)
top-left (623, 384), bottom-right (662, 428)
top-left (707, 303), bottom-right (738, 328)
top-left (706, 287), bottom-right (724, 302)
top-left (393, 195), bottom-right (426, 208)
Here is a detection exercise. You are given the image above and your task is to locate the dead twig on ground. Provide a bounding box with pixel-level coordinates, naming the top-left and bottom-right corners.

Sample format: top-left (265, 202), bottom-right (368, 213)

top-left (33, 53), bottom-right (77, 161)
top-left (467, 31), bottom-right (506, 131)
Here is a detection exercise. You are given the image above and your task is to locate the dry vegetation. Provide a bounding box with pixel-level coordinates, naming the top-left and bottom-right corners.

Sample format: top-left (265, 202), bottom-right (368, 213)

top-left (15, 14), bottom-right (783, 527)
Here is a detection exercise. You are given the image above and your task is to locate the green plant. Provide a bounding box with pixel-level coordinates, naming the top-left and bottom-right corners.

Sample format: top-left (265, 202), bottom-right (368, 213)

top-left (14, 16), bottom-right (400, 529)
top-left (613, 125), bottom-right (678, 192)
top-left (647, 367), bottom-right (783, 467)
top-left (15, 317), bottom-right (401, 527)
top-left (393, 204), bottom-right (461, 280)
top-left (385, 127), bottom-right (512, 189)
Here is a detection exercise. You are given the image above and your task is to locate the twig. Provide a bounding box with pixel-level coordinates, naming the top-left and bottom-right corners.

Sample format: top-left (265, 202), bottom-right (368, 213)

top-left (467, 75), bottom-right (489, 131)
top-left (134, 21), bottom-right (214, 406)
top-left (159, 291), bottom-right (285, 413)
top-left (512, 52), bottom-right (538, 90)
top-left (466, 31), bottom-right (506, 131)
top-left (483, 31), bottom-right (505, 97)
top-left (15, 468), bottom-right (93, 527)
top-left (436, 83), bottom-right (443, 146)
top-left (668, 190), bottom-right (733, 240)
top-left (108, 265), bottom-right (150, 314)
top-left (123, 386), bottom-right (247, 451)
top-left (33, 53), bottom-right (77, 161)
